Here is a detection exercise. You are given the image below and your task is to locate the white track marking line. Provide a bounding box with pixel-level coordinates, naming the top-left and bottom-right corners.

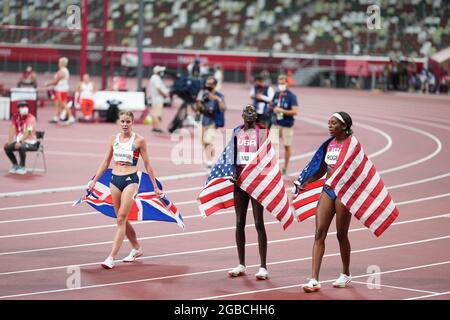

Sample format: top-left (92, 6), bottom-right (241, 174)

top-left (0, 213), bottom-right (448, 274)
top-left (405, 291), bottom-right (450, 300)
top-left (0, 201), bottom-right (76, 212)
top-left (0, 209), bottom-right (240, 242)
top-left (0, 134), bottom-right (181, 148)
top-left (305, 114), bottom-right (443, 175)
top-left (387, 172), bottom-right (450, 190)
top-left (45, 151), bottom-right (175, 161)
top-left (351, 281), bottom-right (437, 295)
top-left (0, 177), bottom-right (207, 198)
top-left (2, 190), bottom-right (449, 235)
top-left (0, 116), bottom-right (389, 199)
top-left (1, 238), bottom-right (448, 299)
top-left (0, 200), bottom-right (199, 222)
top-left (300, 117), bottom-right (393, 159)
top-left (197, 260), bottom-right (450, 300)
top-left (2, 166), bottom-right (450, 218)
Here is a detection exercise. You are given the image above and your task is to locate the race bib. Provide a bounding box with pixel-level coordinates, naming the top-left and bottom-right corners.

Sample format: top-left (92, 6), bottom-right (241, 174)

top-left (238, 152), bottom-right (255, 165)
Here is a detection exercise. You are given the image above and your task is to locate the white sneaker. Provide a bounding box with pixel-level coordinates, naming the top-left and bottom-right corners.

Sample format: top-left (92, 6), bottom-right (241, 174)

top-left (64, 117), bottom-right (76, 125)
top-left (122, 248), bottom-right (143, 262)
top-left (228, 264), bottom-right (246, 277)
top-left (255, 267), bottom-right (269, 280)
top-left (332, 273), bottom-right (352, 288)
top-left (303, 278), bottom-right (321, 293)
top-left (9, 165), bottom-right (19, 174)
top-left (101, 256), bottom-right (115, 269)
top-left (15, 166), bottom-right (27, 175)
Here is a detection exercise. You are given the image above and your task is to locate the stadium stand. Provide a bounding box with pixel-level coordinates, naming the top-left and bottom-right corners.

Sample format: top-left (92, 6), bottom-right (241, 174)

top-left (1, 0), bottom-right (449, 58)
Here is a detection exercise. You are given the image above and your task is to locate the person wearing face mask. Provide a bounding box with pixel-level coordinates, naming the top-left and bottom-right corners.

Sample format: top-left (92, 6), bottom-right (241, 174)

top-left (3, 101), bottom-right (39, 175)
top-left (147, 65), bottom-right (170, 134)
top-left (271, 74), bottom-right (299, 176)
top-left (195, 76), bottom-right (226, 169)
top-left (250, 75), bottom-right (275, 127)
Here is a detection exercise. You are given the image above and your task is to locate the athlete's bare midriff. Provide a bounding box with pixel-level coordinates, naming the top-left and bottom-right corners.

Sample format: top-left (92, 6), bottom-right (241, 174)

top-left (112, 164), bottom-right (138, 176)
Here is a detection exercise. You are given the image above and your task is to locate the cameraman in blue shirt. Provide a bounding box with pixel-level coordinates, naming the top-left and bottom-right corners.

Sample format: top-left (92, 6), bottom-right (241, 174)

top-left (271, 74), bottom-right (298, 176)
top-left (195, 76), bottom-right (226, 169)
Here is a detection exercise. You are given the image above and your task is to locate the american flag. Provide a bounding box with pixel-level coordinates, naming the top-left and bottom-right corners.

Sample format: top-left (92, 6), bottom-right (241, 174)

top-left (198, 126), bottom-right (295, 230)
top-left (292, 136), bottom-right (399, 236)
top-left (74, 169), bottom-right (185, 229)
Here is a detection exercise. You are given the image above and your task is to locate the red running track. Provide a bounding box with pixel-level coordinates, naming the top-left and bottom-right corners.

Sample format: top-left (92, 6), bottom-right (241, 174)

top-left (0, 85), bottom-right (449, 300)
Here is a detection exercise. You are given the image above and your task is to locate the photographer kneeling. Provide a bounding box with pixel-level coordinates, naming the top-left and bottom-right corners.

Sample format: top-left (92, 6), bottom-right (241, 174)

top-left (195, 76), bottom-right (226, 169)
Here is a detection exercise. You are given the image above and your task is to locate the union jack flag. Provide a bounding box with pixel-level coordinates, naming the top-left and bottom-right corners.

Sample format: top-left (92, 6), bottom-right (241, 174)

top-left (74, 169), bottom-right (184, 229)
top-left (292, 136), bottom-right (399, 236)
top-left (198, 126), bottom-right (295, 230)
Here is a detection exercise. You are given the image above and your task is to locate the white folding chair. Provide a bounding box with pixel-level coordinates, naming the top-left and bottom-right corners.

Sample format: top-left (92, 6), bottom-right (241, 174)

top-left (29, 130), bottom-right (47, 174)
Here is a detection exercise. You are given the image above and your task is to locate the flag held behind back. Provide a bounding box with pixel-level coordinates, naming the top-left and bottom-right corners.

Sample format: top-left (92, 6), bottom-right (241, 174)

top-left (198, 125), bottom-right (295, 230)
top-left (292, 136), bottom-right (399, 236)
top-left (76, 169), bottom-right (185, 229)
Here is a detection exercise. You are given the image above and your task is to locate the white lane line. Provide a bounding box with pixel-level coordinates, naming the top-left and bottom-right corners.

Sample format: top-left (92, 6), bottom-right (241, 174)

top-left (0, 134), bottom-right (179, 148)
top-left (0, 200), bottom-right (199, 223)
top-left (0, 149), bottom-right (314, 199)
top-left (0, 201), bottom-right (76, 212)
top-left (197, 260), bottom-right (450, 300)
top-left (405, 291), bottom-right (450, 300)
top-left (46, 151), bottom-right (175, 161)
top-left (1, 237), bottom-right (448, 299)
top-left (0, 213), bottom-right (448, 275)
top-left (0, 149), bottom-right (316, 200)
top-left (387, 173), bottom-right (450, 190)
top-left (3, 165), bottom-right (450, 219)
top-left (0, 175), bottom-right (207, 198)
top-left (0, 209), bottom-right (240, 242)
top-left (0, 116), bottom-right (390, 199)
top-left (351, 281), bottom-right (437, 295)
top-left (306, 113), bottom-right (443, 175)
top-left (2, 190), bottom-right (449, 236)
top-left (301, 117), bottom-right (392, 159)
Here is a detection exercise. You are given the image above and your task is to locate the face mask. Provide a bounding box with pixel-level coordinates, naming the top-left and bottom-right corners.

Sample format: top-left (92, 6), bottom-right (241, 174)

top-left (19, 107), bottom-right (29, 116)
top-left (278, 84), bottom-right (287, 91)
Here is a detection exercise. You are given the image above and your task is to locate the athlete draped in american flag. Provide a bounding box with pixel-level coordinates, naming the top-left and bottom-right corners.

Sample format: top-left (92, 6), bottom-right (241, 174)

top-left (86, 111), bottom-right (164, 270)
top-left (198, 105), bottom-right (294, 280)
top-left (293, 112), bottom-right (399, 293)
top-left (293, 112), bottom-right (398, 292)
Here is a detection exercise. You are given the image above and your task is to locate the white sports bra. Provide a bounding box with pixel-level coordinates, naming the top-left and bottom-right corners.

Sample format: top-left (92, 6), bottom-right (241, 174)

top-left (80, 82), bottom-right (94, 99)
top-left (113, 133), bottom-right (139, 166)
top-left (54, 68), bottom-right (69, 92)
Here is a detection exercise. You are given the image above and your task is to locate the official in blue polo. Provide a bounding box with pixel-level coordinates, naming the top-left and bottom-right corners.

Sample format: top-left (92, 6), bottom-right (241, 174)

top-left (271, 74), bottom-right (298, 176)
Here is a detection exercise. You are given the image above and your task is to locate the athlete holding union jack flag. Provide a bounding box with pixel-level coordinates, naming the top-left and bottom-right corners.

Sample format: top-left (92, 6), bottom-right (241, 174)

top-left (84, 111), bottom-right (182, 270)
top-left (293, 112), bottom-right (399, 292)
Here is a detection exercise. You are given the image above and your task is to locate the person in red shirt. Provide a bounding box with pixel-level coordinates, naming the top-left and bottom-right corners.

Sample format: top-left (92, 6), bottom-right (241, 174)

top-left (3, 101), bottom-right (39, 175)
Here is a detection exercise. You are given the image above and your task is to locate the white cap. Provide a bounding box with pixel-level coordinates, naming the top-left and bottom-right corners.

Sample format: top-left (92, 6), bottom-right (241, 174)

top-left (153, 65), bottom-right (166, 73)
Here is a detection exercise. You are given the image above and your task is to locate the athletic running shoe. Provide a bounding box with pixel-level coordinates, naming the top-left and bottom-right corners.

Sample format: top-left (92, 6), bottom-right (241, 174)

top-left (303, 278), bottom-right (321, 293)
top-left (122, 248), bottom-right (143, 262)
top-left (101, 256), bottom-right (115, 269)
top-left (282, 168), bottom-right (287, 176)
top-left (49, 117), bottom-right (59, 123)
top-left (15, 166), bottom-right (27, 175)
top-left (332, 273), bottom-right (352, 288)
top-left (9, 165), bottom-right (19, 174)
top-left (152, 128), bottom-right (164, 134)
top-left (66, 116), bottom-right (76, 124)
top-left (228, 264), bottom-right (246, 277)
top-left (255, 267), bottom-right (269, 280)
